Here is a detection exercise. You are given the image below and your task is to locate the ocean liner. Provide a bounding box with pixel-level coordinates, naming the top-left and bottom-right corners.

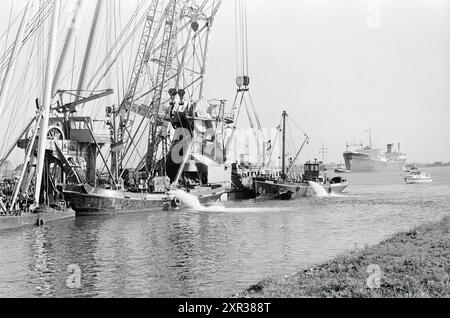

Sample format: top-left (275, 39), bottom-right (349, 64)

top-left (343, 140), bottom-right (406, 172)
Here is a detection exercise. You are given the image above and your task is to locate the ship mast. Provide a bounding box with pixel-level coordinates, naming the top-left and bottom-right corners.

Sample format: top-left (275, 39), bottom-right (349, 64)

top-left (34, 0), bottom-right (60, 206)
top-left (75, 0), bottom-right (103, 104)
top-left (366, 128), bottom-right (373, 148)
top-left (281, 110), bottom-right (287, 180)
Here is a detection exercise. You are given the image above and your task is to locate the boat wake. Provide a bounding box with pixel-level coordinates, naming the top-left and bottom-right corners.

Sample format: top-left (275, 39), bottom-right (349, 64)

top-left (307, 181), bottom-right (329, 197)
top-left (169, 189), bottom-right (203, 209)
top-left (307, 181), bottom-right (346, 198)
top-left (169, 190), bottom-right (272, 213)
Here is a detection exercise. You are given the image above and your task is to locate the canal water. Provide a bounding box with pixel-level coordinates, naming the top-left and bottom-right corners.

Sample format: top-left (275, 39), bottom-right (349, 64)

top-left (1, 167), bottom-right (449, 297)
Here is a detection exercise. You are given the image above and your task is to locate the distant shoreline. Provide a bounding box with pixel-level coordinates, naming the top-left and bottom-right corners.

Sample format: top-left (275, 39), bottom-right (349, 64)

top-left (238, 216), bottom-right (450, 298)
top-left (324, 163), bottom-right (450, 169)
top-left (414, 163), bottom-right (450, 168)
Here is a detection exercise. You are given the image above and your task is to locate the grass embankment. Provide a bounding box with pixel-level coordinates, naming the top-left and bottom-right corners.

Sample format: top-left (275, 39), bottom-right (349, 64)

top-left (240, 216), bottom-right (450, 298)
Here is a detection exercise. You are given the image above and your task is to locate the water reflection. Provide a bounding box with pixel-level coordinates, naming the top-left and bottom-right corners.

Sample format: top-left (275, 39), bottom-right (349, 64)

top-left (0, 167), bottom-right (449, 297)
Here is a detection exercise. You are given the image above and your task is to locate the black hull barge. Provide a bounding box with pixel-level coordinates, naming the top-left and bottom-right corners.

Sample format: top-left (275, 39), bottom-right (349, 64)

top-left (64, 184), bottom-right (174, 216)
top-left (0, 205), bottom-right (75, 231)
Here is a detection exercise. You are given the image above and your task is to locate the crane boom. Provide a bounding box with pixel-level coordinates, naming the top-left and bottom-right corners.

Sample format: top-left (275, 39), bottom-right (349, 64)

top-left (146, 0), bottom-right (180, 173)
top-left (116, 0), bottom-right (162, 173)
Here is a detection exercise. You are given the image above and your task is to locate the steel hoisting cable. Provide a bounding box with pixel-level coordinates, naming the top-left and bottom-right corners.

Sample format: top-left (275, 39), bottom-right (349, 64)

top-left (0, 5), bottom-right (24, 44)
top-left (239, 0), bottom-right (244, 77)
top-left (284, 115), bottom-right (310, 173)
top-left (2, 0), bottom-right (54, 158)
top-left (287, 114), bottom-right (308, 136)
top-left (1, 14), bottom-right (42, 156)
top-left (3, 1), bottom-right (14, 66)
top-left (244, 0), bottom-right (249, 77)
top-left (243, 97), bottom-right (261, 156)
top-left (0, 1), bottom-right (53, 74)
top-left (88, 8), bottom-right (147, 93)
top-left (267, 118), bottom-right (282, 168)
top-left (84, 0), bottom-right (148, 91)
top-left (247, 91), bottom-right (266, 148)
top-left (228, 0), bottom-right (246, 129)
top-left (230, 0), bottom-right (264, 154)
top-left (287, 120), bottom-right (296, 158)
top-left (234, 0), bottom-right (239, 77)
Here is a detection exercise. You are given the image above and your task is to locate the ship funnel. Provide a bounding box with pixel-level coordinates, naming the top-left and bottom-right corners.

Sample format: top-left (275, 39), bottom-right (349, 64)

top-left (387, 144), bottom-right (393, 154)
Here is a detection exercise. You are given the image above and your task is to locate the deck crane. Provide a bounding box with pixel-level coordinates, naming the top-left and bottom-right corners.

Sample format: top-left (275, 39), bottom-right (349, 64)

top-left (114, 0), bottom-right (223, 179)
top-left (114, 0), bottom-right (163, 179)
top-left (225, 0), bottom-right (266, 166)
top-left (145, 0), bottom-right (224, 174)
top-left (145, 0), bottom-right (181, 174)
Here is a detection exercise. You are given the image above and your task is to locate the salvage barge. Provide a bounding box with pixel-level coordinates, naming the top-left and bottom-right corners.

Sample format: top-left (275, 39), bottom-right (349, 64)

top-left (0, 1), bottom-right (75, 230)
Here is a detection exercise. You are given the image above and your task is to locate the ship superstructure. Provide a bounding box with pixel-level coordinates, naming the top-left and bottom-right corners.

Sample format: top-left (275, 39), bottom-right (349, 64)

top-left (343, 141), bottom-right (406, 172)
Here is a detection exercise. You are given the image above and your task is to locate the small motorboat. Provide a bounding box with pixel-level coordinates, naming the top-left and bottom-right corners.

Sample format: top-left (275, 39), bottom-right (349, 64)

top-left (404, 169), bottom-right (432, 184)
top-left (334, 164), bottom-right (346, 173)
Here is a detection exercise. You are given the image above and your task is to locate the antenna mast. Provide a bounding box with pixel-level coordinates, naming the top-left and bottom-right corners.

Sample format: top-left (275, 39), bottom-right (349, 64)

top-left (319, 143), bottom-right (328, 163)
top-left (281, 110), bottom-right (287, 180)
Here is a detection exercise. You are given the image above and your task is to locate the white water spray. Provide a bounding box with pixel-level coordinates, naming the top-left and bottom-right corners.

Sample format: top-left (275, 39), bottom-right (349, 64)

top-left (307, 181), bottom-right (330, 197)
top-left (169, 189), bottom-right (273, 213)
top-left (169, 189), bottom-right (202, 209)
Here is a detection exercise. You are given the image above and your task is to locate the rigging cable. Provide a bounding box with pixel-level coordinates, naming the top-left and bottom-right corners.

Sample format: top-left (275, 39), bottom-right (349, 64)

top-left (0, 3), bottom-right (43, 155)
top-left (3, 1), bottom-right (14, 70)
top-left (84, 0), bottom-right (148, 92)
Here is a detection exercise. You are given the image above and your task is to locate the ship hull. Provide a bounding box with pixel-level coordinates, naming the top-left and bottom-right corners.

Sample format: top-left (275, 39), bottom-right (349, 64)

top-left (404, 177), bottom-right (432, 184)
top-left (64, 184), bottom-right (226, 215)
top-left (226, 189), bottom-right (257, 201)
top-left (254, 179), bottom-right (348, 200)
top-left (254, 180), bottom-right (299, 200)
top-left (64, 187), bottom-right (172, 216)
top-left (0, 206), bottom-right (75, 231)
top-left (344, 153), bottom-right (405, 172)
top-left (188, 186), bottom-right (226, 204)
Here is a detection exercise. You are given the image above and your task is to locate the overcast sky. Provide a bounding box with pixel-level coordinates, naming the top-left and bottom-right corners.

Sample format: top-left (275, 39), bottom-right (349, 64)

top-left (1, 0), bottom-right (449, 164)
top-left (205, 0), bottom-right (450, 164)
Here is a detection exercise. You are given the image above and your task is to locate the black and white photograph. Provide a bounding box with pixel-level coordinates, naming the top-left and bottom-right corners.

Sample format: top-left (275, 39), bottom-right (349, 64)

top-left (0, 0), bottom-right (449, 303)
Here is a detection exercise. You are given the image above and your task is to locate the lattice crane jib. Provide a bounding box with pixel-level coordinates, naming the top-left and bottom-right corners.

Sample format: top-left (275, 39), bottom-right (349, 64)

top-left (116, 0), bottom-right (223, 176)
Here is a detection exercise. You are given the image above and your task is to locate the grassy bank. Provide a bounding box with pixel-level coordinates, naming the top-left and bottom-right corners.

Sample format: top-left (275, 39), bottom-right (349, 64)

top-left (240, 216), bottom-right (450, 298)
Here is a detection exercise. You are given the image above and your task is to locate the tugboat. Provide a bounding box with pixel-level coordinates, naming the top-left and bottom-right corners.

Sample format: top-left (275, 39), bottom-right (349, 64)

top-left (253, 111), bottom-right (348, 199)
top-left (254, 160), bottom-right (348, 199)
top-left (404, 168), bottom-right (432, 184)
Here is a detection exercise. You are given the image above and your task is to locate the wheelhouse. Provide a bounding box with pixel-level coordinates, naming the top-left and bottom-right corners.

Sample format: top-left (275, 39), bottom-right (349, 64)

top-left (303, 161), bottom-right (321, 182)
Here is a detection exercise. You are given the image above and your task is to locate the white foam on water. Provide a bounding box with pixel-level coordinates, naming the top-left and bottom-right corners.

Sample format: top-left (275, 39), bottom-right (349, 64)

top-left (169, 189), bottom-right (273, 213)
top-left (307, 181), bottom-right (331, 197)
top-left (197, 204), bottom-right (274, 213)
top-left (305, 182), bottom-right (352, 198)
top-left (169, 189), bottom-right (202, 209)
